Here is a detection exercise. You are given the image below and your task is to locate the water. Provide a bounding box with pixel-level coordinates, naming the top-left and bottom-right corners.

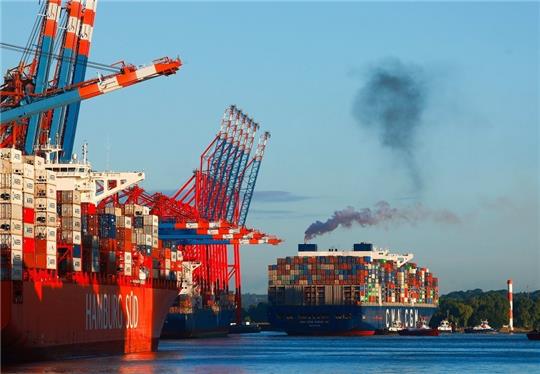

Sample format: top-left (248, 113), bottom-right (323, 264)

top-left (5, 333), bottom-right (540, 373)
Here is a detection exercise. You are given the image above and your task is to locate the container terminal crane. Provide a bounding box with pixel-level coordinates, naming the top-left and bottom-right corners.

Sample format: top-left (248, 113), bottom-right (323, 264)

top-left (0, 0), bottom-right (280, 361)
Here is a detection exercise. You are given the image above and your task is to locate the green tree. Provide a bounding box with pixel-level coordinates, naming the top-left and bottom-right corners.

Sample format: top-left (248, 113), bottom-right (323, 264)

top-left (515, 297), bottom-right (534, 329)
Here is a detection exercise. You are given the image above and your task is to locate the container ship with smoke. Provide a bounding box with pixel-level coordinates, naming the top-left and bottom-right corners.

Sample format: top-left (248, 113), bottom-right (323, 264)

top-left (268, 243), bottom-right (438, 335)
top-left (1, 0), bottom-right (279, 362)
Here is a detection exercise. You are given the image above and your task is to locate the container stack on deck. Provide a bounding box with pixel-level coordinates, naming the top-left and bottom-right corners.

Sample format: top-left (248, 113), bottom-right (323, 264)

top-left (268, 244), bottom-right (439, 306)
top-left (1, 149), bottom-right (57, 275)
top-left (0, 148), bottom-right (183, 283)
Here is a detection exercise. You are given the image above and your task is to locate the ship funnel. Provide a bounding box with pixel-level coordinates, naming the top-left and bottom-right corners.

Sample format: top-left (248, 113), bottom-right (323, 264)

top-left (353, 242), bottom-right (373, 251)
top-left (298, 243), bottom-right (317, 252)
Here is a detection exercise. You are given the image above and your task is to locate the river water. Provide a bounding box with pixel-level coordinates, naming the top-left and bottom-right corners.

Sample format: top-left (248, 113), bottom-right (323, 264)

top-left (4, 332), bottom-right (540, 373)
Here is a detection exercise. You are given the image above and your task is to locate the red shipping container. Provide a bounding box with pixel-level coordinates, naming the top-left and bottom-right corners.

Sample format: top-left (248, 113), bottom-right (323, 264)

top-left (23, 208), bottom-right (35, 224)
top-left (23, 238), bottom-right (35, 253)
top-left (24, 253), bottom-right (35, 268)
top-left (81, 203), bottom-right (97, 215)
top-left (35, 239), bottom-right (47, 253)
top-left (35, 253), bottom-right (47, 269)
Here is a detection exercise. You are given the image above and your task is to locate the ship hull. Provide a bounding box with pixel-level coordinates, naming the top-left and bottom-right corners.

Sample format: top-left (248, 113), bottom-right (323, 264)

top-left (161, 307), bottom-right (234, 339)
top-left (268, 304), bottom-right (437, 336)
top-left (1, 278), bottom-right (178, 363)
top-left (398, 329), bottom-right (439, 336)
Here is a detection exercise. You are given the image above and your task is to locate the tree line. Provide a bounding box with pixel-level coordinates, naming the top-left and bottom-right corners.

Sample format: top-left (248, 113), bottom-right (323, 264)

top-left (429, 289), bottom-right (540, 329)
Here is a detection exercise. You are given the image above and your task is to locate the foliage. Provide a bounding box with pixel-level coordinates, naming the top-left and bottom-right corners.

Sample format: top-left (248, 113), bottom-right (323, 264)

top-left (431, 289), bottom-right (540, 329)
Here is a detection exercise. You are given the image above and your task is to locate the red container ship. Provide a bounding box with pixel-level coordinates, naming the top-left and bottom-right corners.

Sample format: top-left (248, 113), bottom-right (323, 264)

top-left (1, 149), bottom-right (185, 362)
top-left (1, 274), bottom-right (178, 360)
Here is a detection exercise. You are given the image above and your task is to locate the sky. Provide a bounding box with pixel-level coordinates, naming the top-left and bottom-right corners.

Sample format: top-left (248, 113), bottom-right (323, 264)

top-left (1, 1), bottom-right (539, 294)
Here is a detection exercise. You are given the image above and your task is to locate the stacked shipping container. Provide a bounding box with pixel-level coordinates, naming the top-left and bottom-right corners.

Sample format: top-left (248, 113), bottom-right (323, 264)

top-left (0, 148), bottom-right (183, 282)
top-left (268, 246), bottom-right (438, 307)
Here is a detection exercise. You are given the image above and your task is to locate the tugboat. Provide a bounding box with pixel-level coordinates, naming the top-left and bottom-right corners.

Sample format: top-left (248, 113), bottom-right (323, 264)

top-left (376, 320), bottom-right (404, 335)
top-left (399, 319), bottom-right (439, 336)
top-left (438, 320), bottom-right (453, 333)
top-left (229, 321), bottom-right (262, 334)
top-left (464, 320), bottom-right (497, 334)
top-left (526, 330), bottom-right (540, 340)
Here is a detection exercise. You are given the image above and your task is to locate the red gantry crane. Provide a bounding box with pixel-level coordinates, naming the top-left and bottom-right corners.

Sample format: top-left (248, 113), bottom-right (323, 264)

top-left (1, 1), bottom-right (280, 324)
top-left (0, 0), bottom-right (180, 158)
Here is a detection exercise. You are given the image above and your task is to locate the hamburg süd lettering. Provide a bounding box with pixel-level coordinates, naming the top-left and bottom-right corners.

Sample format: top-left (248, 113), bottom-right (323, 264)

top-left (85, 293), bottom-right (138, 330)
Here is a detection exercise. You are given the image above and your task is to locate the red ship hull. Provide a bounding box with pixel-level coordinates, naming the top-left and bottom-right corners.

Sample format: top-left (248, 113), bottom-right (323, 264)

top-left (1, 276), bottom-right (178, 363)
top-left (398, 328), bottom-right (439, 336)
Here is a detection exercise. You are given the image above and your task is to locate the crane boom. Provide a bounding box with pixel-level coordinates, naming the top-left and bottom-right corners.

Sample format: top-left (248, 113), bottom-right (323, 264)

top-left (1, 58), bottom-right (181, 125)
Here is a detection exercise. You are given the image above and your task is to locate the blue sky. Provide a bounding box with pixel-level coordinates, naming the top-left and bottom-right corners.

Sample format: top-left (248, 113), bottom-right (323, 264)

top-left (2, 1), bottom-right (539, 294)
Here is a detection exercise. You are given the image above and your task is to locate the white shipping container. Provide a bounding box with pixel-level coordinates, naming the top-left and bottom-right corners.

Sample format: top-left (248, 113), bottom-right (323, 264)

top-left (39, 226), bottom-right (56, 241)
top-left (0, 188), bottom-right (23, 205)
top-left (23, 177), bottom-right (34, 193)
top-left (0, 148), bottom-right (23, 163)
top-left (143, 215), bottom-right (159, 226)
top-left (23, 155), bottom-right (45, 169)
top-left (11, 249), bottom-right (23, 267)
top-left (124, 263), bottom-right (132, 276)
top-left (4, 162), bottom-right (23, 175)
top-left (117, 216), bottom-right (132, 229)
top-left (23, 163), bottom-right (34, 179)
top-left (142, 207), bottom-right (150, 216)
top-left (103, 206), bottom-right (116, 215)
top-left (171, 252), bottom-right (177, 262)
top-left (46, 240), bottom-right (56, 255)
top-left (73, 257), bottom-right (82, 272)
top-left (124, 204), bottom-right (145, 216)
top-left (35, 184), bottom-right (57, 199)
top-left (125, 252), bottom-right (132, 263)
top-left (23, 193), bottom-right (34, 208)
top-left (60, 204), bottom-right (81, 218)
top-left (46, 171), bottom-right (56, 184)
top-left (0, 219), bottom-right (23, 235)
top-left (165, 259), bottom-right (171, 270)
top-left (35, 197), bottom-right (47, 211)
top-left (0, 204), bottom-right (22, 220)
top-left (0, 174), bottom-right (23, 189)
top-left (34, 170), bottom-right (48, 183)
top-left (35, 212), bottom-right (56, 227)
top-left (46, 254), bottom-right (56, 270)
top-left (23, 223), bottom-right (34, 238)
top-left (152, 237), bottom-right (158, 248)
top-left (73, 230), bottom-right (81, 245)
top-left (144, 234), bottom-right (152, 246)
top-left (61, 217), bottom-right (81, 231)
top-left (0, 234), bottom-right (23, 250)
top-left (46, 199), bottom-right (56, 214)
top-left (58, 190), bottom-right (80, 204)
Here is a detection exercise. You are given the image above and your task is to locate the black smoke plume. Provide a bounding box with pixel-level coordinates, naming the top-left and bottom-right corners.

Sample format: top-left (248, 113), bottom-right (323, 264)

top-left (353, 59), bottom-right (428, 190)
top-left (304, 201), bottom-right (459, 242)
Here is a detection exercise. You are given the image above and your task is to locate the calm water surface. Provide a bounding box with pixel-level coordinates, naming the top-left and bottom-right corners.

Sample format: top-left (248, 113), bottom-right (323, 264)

top-left (5, 333), bottom-right (540, 373)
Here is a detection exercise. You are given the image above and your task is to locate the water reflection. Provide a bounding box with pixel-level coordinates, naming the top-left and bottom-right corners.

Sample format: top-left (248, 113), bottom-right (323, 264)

top-left (2, 333), bottom-right (539, 374)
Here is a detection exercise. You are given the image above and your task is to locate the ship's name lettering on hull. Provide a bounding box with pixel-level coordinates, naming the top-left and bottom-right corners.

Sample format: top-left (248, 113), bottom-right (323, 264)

top-left (85, 292), bottom-right (139, 330)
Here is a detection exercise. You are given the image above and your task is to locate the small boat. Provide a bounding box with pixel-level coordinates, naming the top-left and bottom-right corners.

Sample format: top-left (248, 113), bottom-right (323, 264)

top-left (376, 320), bottom-right (404, 335)
top-left (464, 320), bottom-right (497, 334)
top-left (229, 321), bottom-right (262, 334)
top-left (438, 319), bottom-right (453, 333)
top-left (399, 319), bottom-right (439, 336)
top-left (526, 330), bottom-right (540, 340)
